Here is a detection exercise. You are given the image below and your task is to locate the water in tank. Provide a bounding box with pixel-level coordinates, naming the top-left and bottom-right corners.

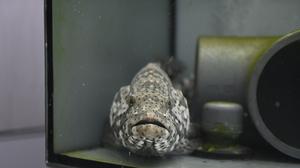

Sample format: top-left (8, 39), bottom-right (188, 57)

top-left (46, 0), bottom-right (300, 167)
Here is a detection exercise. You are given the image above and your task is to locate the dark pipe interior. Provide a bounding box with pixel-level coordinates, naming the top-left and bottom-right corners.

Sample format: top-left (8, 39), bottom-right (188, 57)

top-left (257, 40), bottom-right (300, 148)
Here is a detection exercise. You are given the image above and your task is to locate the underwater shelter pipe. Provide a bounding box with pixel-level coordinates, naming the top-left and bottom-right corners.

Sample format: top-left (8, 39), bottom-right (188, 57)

top-left (195, 30), bottom-right (300, 159)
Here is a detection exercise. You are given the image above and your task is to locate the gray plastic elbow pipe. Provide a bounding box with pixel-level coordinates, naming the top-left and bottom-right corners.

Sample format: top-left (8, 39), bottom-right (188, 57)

top-left (195, 30), bottom-right (300, 159)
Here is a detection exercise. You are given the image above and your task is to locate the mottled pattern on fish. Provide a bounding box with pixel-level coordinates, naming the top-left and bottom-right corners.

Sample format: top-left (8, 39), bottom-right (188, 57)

top-left (109, 63), bottom-right (197, 156)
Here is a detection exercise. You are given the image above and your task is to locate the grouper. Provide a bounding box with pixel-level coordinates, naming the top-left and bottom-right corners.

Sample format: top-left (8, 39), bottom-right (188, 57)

top-left (108, 62), bottom-right (200, 156)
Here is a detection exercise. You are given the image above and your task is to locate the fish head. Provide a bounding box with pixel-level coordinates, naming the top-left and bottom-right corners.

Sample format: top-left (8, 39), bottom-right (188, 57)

top-left (110, 86), bottom-right (189, 156)
top-left (122, 95), bottom-right (177, 156)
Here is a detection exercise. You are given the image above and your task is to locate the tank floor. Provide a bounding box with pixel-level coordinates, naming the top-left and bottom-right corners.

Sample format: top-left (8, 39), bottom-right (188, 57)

top-left (64, 147), bottom-right (299, 168)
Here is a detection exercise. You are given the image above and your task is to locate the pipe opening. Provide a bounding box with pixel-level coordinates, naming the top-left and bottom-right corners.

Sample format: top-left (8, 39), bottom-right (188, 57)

top-left (257, 40), bottom-right (300, 148)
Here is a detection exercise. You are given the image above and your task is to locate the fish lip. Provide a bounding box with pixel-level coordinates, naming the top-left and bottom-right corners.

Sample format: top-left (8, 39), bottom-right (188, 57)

top-left (133, 118), bottom-right (167, 129)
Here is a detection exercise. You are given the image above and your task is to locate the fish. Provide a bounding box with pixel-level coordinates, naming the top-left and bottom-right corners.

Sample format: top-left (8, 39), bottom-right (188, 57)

top-left (109, 62), bottom-right (200, 156)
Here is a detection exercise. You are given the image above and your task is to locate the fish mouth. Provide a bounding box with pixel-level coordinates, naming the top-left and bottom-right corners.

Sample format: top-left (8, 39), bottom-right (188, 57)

top-left (133, 119), bottom-right (167, 129)
top-left (131, 118), bottom-right (170, 139)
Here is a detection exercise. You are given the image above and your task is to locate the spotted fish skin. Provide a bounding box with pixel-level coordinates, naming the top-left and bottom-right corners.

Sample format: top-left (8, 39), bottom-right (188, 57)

top-left (109, 63), bottom-right (194, 156)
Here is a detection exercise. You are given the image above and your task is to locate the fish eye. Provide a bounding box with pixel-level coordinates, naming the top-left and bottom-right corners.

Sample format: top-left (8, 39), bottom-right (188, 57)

top-left (129, 96), bottom-right (135, 106)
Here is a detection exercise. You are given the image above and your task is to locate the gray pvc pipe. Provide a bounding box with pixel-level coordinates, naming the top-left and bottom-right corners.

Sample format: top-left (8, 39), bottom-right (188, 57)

top-left (195, 30), bottom-right (300, 159)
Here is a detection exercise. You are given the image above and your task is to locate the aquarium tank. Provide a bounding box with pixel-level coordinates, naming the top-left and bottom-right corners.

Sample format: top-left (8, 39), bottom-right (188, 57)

top-left (46, 0), bottom-right (300, 167)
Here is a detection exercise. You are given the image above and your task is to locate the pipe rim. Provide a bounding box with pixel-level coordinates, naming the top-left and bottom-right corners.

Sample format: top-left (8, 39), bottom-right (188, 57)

top-left (248, 30), bottom-right (300, 159)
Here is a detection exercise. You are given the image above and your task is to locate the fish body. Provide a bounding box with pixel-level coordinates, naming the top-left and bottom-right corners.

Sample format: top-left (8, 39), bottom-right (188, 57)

top-left (109, 63), bottom-right (197, 156)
